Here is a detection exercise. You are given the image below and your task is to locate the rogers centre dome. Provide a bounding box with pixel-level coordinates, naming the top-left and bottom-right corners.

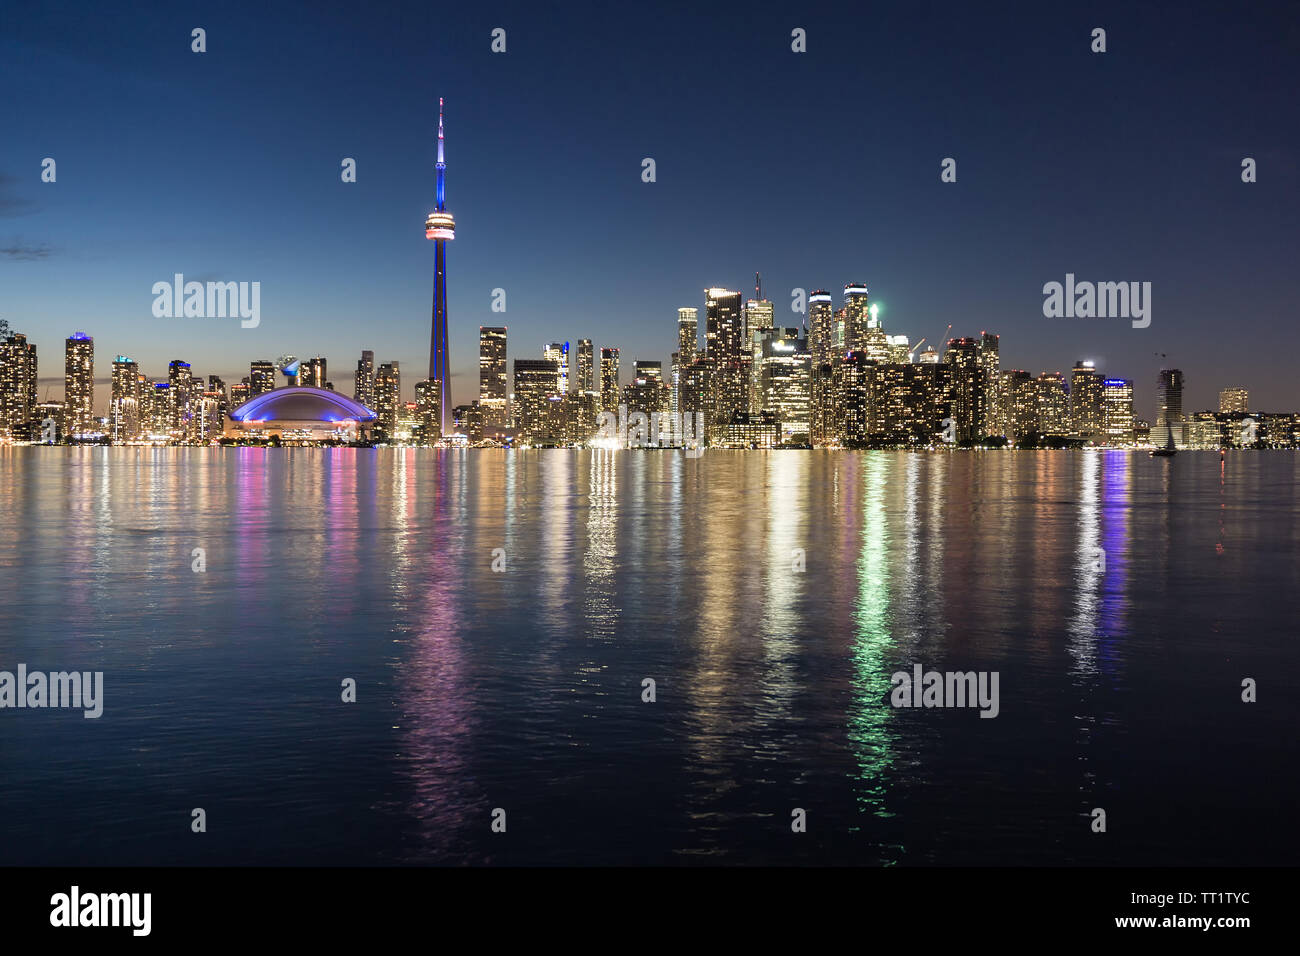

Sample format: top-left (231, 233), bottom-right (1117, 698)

top-left (226, 386), bottom-right (378, 441)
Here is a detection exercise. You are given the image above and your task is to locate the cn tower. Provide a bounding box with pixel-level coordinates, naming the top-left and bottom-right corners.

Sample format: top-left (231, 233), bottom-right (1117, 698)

top-left (425, 97), bottom-right (455, 434)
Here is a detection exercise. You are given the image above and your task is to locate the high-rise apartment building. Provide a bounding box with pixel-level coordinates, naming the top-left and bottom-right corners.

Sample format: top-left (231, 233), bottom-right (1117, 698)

top-left (807, 291), bottom-right (834, 367)
top-left (375, 361), bottom-right (401, 439)
top-left (1036, 371), bottom-right (1070, 435)
top-left (1070, 361), bottom-right (1105, 442)
top-left (0, 333), bottom-right (38, 439)
top-left (354, 350), bottom-right (376, 408)
top-left (64, 332), bottom-right (95, 437)
top-left (979, 332), bottom-right (1001, 436)
top-left (945, 337), bottom-right (984, 443)
top-left (168, 360), bottom-right (192, 435)
top-left (842, 284), bottom-right (870, 353)
top-left (414, 379), bottom-right (441, 443)
top-left (111, 355), bottom-right (141, 441)
top-left (1000, 369), bottom-right (1036, 440)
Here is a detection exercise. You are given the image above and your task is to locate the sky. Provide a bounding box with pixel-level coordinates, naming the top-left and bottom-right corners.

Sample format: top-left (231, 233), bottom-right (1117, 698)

top-left (2, 0), bottom-right (1298, 421)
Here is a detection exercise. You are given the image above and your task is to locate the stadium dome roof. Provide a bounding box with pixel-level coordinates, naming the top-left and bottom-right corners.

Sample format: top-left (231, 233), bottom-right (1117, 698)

top-left (229, 386), bottom-right (377, 423)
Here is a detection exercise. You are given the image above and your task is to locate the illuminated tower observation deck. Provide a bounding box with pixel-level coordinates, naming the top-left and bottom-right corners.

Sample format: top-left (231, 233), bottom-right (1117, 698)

top-left (425, 97), bottom-right (455, 433)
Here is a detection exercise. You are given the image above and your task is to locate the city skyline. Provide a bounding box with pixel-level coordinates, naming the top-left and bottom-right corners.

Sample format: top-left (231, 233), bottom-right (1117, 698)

top-left (2, 3), bottom-right (1297, 422)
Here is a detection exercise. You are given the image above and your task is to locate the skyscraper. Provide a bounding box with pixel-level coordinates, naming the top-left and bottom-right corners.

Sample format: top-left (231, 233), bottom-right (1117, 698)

top-left (478, 327), bottom-right (508, 429)
top-left (543, 342), bottom-right (570, 394)
top-left (513, 358), bottom-right (560, 445)
top-left (705, 288), bottom-right (744, 434)
top-left (303, 357), bottom-right (327, 389)
top-left (745, 293), bottom-right (775, 413)
top-left (622, 361), bottom-right (669, 419)
top-left (576, 339), bottom-right (594, 394)
top-left (1036, 371), bottom-right (1070, 435)
top-left (944, 337), bottom-right (984, 443)
top-left (1102, 378), bottom-right (1135, 446)
top-left (111, 355), bottom-right (141, 442)
top-left (807, 291), bottom-right (834, 367)
top-left (979, 332), bottom-right (1001, 436)
top-left (425, 98), bottom-right (456, 435)
top-left (414, 379), bottom-right (441, 443)
top-left (64, 332), bottom-right (95, 437)
top-left (677, 308), bottom-right (699, 361)
top-left (999, 369), bottom-right (1036, 441)
top-left (375, 362), bottom-right (401, 439)
top-left (168, 360), bottom-right (192, 435)
top-left (600, 347), bottom-right (621, 413)
top-left (1157, 369), bottom-right (1184, 425)
top-left (0, 332), bottom-right (38, 440)
top-left (843, 283), bottom-right (870, 352)
top-left (250, 361), bottom-right (276, 397)
top-left (354, 350), bottom-right (375, 408)
top-left (755, 328), bottom-right (811, 443)
top-left (1070, 361), bottom-right (1105, 442)
top-left (1219, 386), bottom-right (1249, 414)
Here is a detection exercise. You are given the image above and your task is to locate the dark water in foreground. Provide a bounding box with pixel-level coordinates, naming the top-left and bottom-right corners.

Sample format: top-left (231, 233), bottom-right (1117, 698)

top-left (0, 447), bottom-right (1296, 866)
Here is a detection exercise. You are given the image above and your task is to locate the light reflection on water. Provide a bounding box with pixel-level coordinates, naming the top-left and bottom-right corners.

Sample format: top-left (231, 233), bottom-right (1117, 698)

top-left (0, 446), bottom-right (1296, 866)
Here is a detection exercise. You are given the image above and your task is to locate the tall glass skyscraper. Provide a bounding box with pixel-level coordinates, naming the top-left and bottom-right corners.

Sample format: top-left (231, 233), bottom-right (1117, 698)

top-left (479, 327), bottom-right (508, 428)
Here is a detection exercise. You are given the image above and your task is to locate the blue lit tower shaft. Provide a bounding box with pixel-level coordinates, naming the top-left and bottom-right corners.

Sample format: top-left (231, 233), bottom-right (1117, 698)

top-left (426, 98), bottom-right (455, 434)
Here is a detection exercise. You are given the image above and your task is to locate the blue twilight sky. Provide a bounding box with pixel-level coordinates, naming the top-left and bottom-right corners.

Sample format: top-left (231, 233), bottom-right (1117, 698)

top-left (1, 0), bottom-right (1297, 420)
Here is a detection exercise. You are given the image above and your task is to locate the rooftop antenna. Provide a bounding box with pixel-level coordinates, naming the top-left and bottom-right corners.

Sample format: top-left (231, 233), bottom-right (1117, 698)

top-left (755, 272), bottom-right (761, 300)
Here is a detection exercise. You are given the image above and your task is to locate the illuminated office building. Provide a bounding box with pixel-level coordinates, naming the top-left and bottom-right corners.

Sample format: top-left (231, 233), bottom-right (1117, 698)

top-left (705, 288), bottom-right (744, 436)
top-left (513, 358), bottom-right (560, 445)
top-left (478, 326), bottom-right (508, 429)
top-left (755, 328), bottom-right (811, 442)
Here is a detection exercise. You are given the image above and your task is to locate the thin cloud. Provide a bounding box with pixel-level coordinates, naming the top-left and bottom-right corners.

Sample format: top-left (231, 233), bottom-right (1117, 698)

top-left (1, 240), bottom-right (54, 260)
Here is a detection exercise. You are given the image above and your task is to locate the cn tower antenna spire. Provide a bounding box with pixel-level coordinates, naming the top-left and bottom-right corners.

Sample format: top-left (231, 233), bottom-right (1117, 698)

top-left (437, 97), bottom-right (445, 166)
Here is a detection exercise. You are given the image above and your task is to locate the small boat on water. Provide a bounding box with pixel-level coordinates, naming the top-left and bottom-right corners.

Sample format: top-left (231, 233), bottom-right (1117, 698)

top-left (1151, 429), bottom-right (1177, 457)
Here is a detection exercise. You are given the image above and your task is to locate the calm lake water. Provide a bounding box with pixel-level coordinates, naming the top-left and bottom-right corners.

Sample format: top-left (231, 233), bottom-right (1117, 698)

top-left (0, 447), bottom-right (1296, 866)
